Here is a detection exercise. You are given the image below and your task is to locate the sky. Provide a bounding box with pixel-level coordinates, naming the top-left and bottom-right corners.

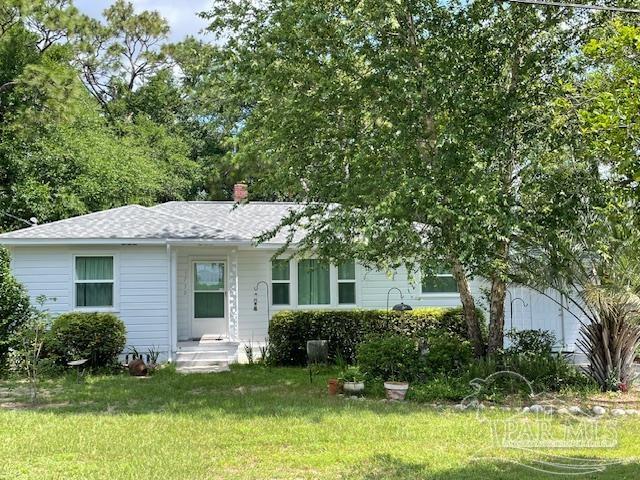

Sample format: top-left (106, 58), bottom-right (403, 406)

top-left (74, 0), bottom-right (211, 42)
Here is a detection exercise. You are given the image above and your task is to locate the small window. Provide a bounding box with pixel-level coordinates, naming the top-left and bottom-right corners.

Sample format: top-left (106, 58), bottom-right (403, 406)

top-left (298, 259), bottom-right (330, 305)
top-left (421, 269), bottom-right (458, 294)
top-left (338, 261), bottom-right (356, 304)
top-left (272, 259), bottom-right (290, 305)
top-left (75, 256), bottom-right (114, 308)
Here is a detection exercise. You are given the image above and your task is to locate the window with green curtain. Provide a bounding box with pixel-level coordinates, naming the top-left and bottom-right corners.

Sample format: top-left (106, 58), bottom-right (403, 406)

top-left (421, 268), bottom-right (458, 293)
top-left (298, 259), bottom-right (330, 305)
top-left (338, 260), bottom-right (356, 304)
top-left (272, 259), bottom-right (290, 305)
top-left (75, 256), bottom-right (114, 307)
top-left (193, 262), bottom-right (225, 318)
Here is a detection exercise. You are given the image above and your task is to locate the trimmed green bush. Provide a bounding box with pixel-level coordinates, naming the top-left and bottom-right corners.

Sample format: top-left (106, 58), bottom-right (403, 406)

top-left (357, 335), bottom-right (426, 382)
top-left (268, 307), bottom-right (485, 366)
top-left (0, 247), bottom-right (32, 372)
top-left (45, 312), bottom-right (126, 369)
top-left (424, 332), bottom-right (473, 375)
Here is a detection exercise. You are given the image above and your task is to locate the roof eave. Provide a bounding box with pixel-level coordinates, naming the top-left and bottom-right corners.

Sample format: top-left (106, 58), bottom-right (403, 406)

top-left (0, 238), bottom-right (254, 246)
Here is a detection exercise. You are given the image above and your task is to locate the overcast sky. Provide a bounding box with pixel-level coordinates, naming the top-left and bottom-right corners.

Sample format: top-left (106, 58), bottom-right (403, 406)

top-left (74, 0), bottom-right (211, 42)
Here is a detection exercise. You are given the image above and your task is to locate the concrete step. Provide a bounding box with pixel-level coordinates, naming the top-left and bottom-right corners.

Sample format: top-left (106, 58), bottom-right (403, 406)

top-left (176, 357), bottom-right (230, 368)
top-left (176, 350), bottom-right (230, 360)
top-left (177, 362), bottom-right (230, 374)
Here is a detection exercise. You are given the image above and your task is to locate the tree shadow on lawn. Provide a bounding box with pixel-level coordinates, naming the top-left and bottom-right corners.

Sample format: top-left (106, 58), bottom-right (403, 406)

top-left (348, 453), bottom-right (640, 480)
top-left (0, 366), bottom-right (453, 419)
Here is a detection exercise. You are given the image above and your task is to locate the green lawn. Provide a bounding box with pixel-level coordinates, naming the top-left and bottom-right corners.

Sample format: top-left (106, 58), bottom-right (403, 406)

top-left (0, 366), bottom-right (639, 479)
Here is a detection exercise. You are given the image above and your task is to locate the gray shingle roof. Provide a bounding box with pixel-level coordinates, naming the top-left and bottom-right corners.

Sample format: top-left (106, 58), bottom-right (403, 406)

top-left (151, 202), bottom-right (303, 243)
top-left (0, 202), bottom-right (301, 243)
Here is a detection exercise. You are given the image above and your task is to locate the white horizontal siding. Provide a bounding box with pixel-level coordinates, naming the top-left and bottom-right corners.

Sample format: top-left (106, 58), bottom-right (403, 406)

top-left (9, 244), bottom-right (580, 354)
top-left (8, 245), bottom-right (171, 359)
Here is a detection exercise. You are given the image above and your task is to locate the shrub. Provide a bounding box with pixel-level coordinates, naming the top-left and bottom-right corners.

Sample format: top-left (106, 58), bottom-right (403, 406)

top-left (506, 329), bottom-right (555, 356)
top-left (268, 307), bottom-right (485, 366)
top-left (424, 332), bottom-right (473, 375)
top-left (0, 247), bottom-right (32, 372)
top-left (409, 376), bottom-right (472, 402)
top-left (461, 351), bottom-right (594, 397)
top-left (501, 352), bottom-right (592, 392)
top-left (357, 335), bottom-right (426, 382)
top-left (45, 312), bottom-right (126, 369)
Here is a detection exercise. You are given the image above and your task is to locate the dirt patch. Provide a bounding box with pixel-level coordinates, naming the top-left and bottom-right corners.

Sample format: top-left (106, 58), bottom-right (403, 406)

top-left (0, 401), bottom-right (71, 410)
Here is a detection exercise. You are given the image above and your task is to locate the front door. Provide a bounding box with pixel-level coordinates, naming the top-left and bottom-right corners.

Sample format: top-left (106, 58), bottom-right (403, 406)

top-left (192, 261), bottom-right (227, 339)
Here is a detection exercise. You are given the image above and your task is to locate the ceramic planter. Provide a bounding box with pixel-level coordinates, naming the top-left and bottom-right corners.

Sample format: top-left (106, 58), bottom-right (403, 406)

top-left (343, 381), bottom-right (365, 394)
top-left (384, 381), bottom-right (409, 401)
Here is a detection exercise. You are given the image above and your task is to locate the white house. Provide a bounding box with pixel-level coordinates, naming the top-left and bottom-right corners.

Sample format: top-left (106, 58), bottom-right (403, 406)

top-left (0, 188), bottom-right (583, 371)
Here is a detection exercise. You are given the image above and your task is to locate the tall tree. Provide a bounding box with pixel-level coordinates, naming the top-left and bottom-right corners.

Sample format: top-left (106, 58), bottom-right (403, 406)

top-left (0, 1), bottom-right (202, 230)
top-left (204, 0), bottom-right (603, 355)
top-left (74, 0), bottom-right (170, 112)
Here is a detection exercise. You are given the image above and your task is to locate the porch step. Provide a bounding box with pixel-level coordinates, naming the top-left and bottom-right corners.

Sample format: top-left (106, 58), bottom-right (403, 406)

top-left (177, 361), bottom-right (230, 374)
top-left (175, 340), bottom-right (240, 373)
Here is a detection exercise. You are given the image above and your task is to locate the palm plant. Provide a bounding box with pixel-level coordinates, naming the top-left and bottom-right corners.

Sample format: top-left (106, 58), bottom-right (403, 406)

top-left (578, 284), bottom-right (640, 390)
top-left (513, 213), bottom-right (640, 391)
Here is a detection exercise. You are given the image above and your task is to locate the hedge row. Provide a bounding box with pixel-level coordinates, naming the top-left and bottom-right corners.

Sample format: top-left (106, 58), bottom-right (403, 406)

top-left (267, 307), bottom-right (485, 366)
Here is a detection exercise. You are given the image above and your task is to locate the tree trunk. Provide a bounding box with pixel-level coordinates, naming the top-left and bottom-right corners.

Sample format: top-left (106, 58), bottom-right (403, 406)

top-left (451, 259), bottom-right (485, 357)
top-left (487, 274), bottom-right (508, 356)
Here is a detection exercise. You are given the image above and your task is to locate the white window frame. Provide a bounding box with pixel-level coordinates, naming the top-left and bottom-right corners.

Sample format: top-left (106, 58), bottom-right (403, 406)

top-left (337, 261), bottom-right (357, 305)
top-left (72, 253), bottom-right (119, 312)
top-left (271, 259), bottom-right (291, 306)
top-left (420, 270), bottom-right (459, 297)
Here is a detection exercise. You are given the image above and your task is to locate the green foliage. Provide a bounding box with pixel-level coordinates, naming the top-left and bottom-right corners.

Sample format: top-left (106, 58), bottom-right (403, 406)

top-left (8, 296), bottom-right (52, 402)
top-left (268, 307), bottom-right (483, 366)
top-left (463, 352), bottom-right (593, 397)
top-left (573, 20), bottom-right (640, 199)
top-left (45, 312), bottom-right (126, 370)
top-left (204, 0), bottom-right (607, 355)
top-left (505, 329), bottom-right (555, 356)
top-left (338, 366), bottom-right (364, 383)
top-left (357, 335), bottom-right (425, 383)
top-left (408, 376), bottom-right (472, 402)
top-left (0, 247), bottom-right (31, 372)
top-left (424, 332), bottom-right (473, 375)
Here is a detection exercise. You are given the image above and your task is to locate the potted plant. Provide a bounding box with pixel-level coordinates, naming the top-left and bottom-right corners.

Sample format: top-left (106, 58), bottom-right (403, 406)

top-left (327, 377), bottom-right (341, 395)
top-left (340, 366), bottom-right (365, 395)
top-left (384, 378), bottom-right (410, 401)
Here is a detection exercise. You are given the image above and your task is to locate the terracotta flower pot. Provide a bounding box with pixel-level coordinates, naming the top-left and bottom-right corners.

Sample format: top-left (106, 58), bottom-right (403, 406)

top-left (328, 378), bottom-right (341, 395)
top-left (384, 381), bottom-right (409, 401)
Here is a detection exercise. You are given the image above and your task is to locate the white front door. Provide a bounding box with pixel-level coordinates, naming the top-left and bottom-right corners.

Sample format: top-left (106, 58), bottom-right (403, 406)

top-left (192, 261), bottom-right (227, 339)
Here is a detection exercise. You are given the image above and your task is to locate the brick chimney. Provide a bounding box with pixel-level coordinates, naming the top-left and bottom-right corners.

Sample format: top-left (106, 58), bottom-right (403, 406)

top-left (233, 183), bottom-right (248, 203)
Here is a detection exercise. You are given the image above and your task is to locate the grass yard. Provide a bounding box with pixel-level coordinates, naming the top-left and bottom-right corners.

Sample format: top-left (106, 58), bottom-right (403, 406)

top-left (0, 366), bottom-right (639, 479)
